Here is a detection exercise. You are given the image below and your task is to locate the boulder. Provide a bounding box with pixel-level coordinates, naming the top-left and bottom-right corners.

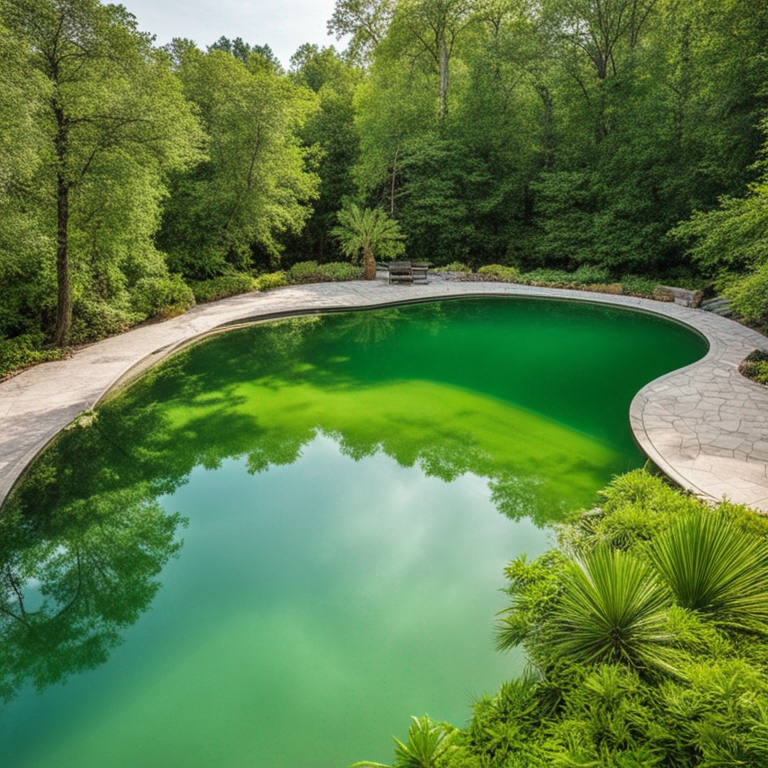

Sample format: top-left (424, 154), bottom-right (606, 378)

top-left (653, 285), bottom-right (702, 308)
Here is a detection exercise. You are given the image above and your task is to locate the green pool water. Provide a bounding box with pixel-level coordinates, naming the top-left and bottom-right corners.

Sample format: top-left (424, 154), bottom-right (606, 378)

top-left (0, 297), bottom-right (707, 767)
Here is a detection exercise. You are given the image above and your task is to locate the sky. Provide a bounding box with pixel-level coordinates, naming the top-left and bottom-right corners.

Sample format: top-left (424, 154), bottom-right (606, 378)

top-left (117, 0), bottom-right (345, 68)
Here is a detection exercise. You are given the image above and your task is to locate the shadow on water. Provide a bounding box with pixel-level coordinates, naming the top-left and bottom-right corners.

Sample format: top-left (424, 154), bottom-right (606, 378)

top-left (0, 297), bottom-right (707, 710)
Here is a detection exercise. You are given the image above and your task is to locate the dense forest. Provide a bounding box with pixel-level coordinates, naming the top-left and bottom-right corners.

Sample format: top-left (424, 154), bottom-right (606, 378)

top-left (1, 0), bottom-right (768, 367)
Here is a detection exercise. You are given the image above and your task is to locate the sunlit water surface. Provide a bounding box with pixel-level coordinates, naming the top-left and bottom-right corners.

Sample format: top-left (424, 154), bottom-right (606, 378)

top-left (0, 298), bottom-right (707, 767)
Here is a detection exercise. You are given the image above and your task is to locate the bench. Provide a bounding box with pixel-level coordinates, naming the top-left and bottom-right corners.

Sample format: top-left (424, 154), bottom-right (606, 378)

top-left (386, 261), bottom-right (430, 284)
top-left (387, 261), bottom-right (414, 284)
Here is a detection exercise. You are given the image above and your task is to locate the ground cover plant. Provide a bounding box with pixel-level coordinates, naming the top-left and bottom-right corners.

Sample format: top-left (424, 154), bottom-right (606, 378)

top-left (739, 350), bottom-right (768, 387)
top-left (354, 471), bottom-right (768, 768)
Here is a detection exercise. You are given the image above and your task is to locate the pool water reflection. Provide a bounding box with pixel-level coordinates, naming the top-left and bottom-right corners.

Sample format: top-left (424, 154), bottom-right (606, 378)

top-left (0, 298), bottom-right (707, 767)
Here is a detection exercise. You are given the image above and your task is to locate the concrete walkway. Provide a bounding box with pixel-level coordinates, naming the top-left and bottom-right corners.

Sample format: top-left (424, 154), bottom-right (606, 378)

top-left (1, 277), bottom-right (767, 511)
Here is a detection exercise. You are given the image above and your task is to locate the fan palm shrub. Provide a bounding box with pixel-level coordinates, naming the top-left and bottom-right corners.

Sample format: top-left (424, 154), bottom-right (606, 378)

top-left (349, 715), bottom-right (455, 768)
top-left (331, 204), bottom-right (405, 280)
top-left (649, 512), bottom-right (768, 631)
top-left (549, 547), bottom-right (676, 675)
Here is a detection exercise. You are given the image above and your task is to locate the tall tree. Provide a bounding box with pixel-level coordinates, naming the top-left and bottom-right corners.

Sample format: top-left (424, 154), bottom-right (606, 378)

top-left (208, 36), bottom-right (282, 71)
top-left (328, 0), bottom-right (395, 61)
top-left (387, 0), bottom-right (477, 120)
top-left (1, 0), bottom-right (201, 346)
top-left (0, 21), bottom-right (51, 341)
top-left (287, 45), bottom-right (362, 261)
top-left (159, 42), bottom-right (319, 277)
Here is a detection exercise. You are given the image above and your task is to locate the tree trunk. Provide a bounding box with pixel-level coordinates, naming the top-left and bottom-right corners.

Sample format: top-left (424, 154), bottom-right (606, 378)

top-left (390, 146), bottom-right (399, 215)
top-left (438, 35), bottom-right (449, 120)
top-left (536, 85), bottom-right (555, 170)
top-left (54, 104), bottom-right (71, 347)
top-left (363, 243), bottom-right (376, 280)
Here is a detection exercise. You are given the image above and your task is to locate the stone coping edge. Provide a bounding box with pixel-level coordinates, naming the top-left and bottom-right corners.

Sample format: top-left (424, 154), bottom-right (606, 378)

top-left (1, 282), bottom-right (766, 512)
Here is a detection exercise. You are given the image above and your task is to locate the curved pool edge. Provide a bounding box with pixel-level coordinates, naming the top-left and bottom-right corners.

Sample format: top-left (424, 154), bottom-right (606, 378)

top-left (1, 278), bottom-right (767, 511)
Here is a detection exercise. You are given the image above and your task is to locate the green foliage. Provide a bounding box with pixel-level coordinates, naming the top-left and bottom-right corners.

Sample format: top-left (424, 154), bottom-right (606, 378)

top-left (390, 134), bottom-right (479, 265)
top-left (571, 265), bottom-right (611, 285)
top-left (463, 674), bottom-right (546, 767)
top-left (480, 472), bottom-right (768, 766)
top-left (621, 275), bottom-right (657, 297)
top-left (321, 262), bottom-right (364, 281)
top-left (288, 260), bottom-right (363, 283)
top-left (190, 273), bottom-right (256, 303)
top-left (495, 550), bottom-right (570, 657)
top-left (254, 271), bottom-right (289, 291)
top-left (350, 715), bottom-right (456, 768)
top-left (514, 269), bottom-right (577, 287)
top-left (208, 36), bottom-right (281, 70)
top-left (672, 192), bottom-right (768, 277)
top-left (284, 45), bottom-right (362, 263)
top-left (289, 260), bottom-right (326, 283)
top-left (725, 260), bottom-right (768, 325)
top-left (438, 262), bottom-right (471, 273)
top-left (659, 660), bottom-right (768, 767)
top-left (69, 294), bottom-right (142, 345)
top-left (331, 203), bottom-right (405, 277)
top-left (0, 0), bottom-right (202, 346)
top-left (0, 334), bottom-right (67, 378)
top-left (739, 350), bottom-right (768, 386)
top-left (477, 265), bottom-right (518, 281)
top-left (131, 275), bottom-right (195, 318)
top-left (550, 547), bottom-right (677, 675)
top-left (159, 41), bottom-right (319, 278)
top-left (649, 512), bottom-right (768, 630)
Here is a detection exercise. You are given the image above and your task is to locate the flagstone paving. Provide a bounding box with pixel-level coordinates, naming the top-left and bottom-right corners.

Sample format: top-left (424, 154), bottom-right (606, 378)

top-left (1, 277), bottom-right (767, 511)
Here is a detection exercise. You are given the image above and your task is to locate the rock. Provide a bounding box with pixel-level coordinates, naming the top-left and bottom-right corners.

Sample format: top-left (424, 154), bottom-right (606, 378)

top-left (654, 285), bottom-right (702, 308)
top-left (701, 296), bottom-right (733, 317)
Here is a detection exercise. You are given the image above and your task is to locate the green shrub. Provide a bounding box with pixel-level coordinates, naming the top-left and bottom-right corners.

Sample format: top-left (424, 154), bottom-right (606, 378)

top-left (131, 274), bottom-right (194, 319)
top-left (288, 260), bottom-right (324, 283)
top-left (726, 261), bottom-right (768, 325)
top-left (439, 261), bottom-right (471, 272)
top-left (515, 268), bottom-right (575, 287)
top-left (366, 471), bottom-right (768, 768)
top-left (287, 261), bottom-right (363, 284)
top-left (571, 265), bottom-right (610, 284)
top-left (320, 262), bottom-right (363, 281)
top-left (513, 267), bottom-right (617, 289)
top-left (477, 264), bottom-right (518, 281)
top-left (190, 273), bottom-right (256, 303)
top-left (70, 294), bottom-right (142, 344)
top-left (551, 546), bottom-right (677, 674)
top-left (650, 512), bottom-right (768, 630)
top-left (0, 333), bottom-right (67, 378)
top-left (739, 350), bottom-right (768, 386)
top-left (622, 275), bottom-right (657, 297)
top-left (255, 271), bottom-right (288, 291)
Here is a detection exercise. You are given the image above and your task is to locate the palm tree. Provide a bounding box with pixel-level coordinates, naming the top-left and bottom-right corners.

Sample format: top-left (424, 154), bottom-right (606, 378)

top-left (331, 203), bottom-right (405, 280)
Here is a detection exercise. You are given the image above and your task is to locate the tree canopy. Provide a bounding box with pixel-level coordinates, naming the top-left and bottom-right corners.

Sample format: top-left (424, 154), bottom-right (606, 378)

top-left (1, 0), bottom-right (768, 349)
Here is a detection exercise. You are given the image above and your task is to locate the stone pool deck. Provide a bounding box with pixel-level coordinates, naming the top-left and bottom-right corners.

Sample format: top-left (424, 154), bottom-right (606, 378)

top-left (1, 277), bottom-right (767, 511)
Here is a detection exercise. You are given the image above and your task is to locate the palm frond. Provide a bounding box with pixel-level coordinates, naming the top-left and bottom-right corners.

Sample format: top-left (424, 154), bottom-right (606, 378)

top-left (550, 546), bottom-right (677, 675)
top-left (649, 512), bottom-right (768, 631)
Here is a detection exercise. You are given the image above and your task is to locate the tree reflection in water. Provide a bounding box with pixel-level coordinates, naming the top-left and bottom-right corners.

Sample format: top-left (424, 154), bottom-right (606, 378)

top-left (0, 298), bottom-right (706, 708)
